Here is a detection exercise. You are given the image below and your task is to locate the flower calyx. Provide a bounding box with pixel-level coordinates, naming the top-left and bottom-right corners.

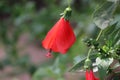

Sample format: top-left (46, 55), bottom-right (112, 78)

top-left (84, 58), bottom-right (92, 70)
top-left (62, 7), bottom-right (72, 20)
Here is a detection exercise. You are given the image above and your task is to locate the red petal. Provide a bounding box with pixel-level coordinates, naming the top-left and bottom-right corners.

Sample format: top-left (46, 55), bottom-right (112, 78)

top-left (90, 70), bottom-right (96, 80)
top-left (55, 18), bottom-right (76, 53)
top-left (42, 17), bottom-right (76, 53)
top-left (90, 70), bottom-right (99, 80)
top-left (86, 70), bottom-right (89, 80)
top-left (86, 70), bottom-right (93, 80)
top-left (42, 18), bottom-right (62, 52)
top-left (85, 70), bottom-right (99, 80)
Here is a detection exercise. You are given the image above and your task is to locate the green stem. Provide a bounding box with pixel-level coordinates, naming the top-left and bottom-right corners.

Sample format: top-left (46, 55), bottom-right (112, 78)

top-left (96, 30), bottom-right (103, 41)
top-left (69, 30), bottom-right (103, 71)
top-left (87, 48), bottom-right (92, 59)
top-left (67, 0), bottom-right (71, 7)
top-left (87, 30), bottom-right (103, 58)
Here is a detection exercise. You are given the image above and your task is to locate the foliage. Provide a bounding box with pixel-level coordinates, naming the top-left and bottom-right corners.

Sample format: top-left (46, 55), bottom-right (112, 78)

top-left (0, 0), bottom-right (120, 80)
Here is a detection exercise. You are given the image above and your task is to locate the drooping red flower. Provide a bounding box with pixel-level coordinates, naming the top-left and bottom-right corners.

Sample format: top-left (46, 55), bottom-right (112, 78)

top-left (42, 17), bottom-right (76, 57)
top-left (86, 70), bottom-right (99, 80)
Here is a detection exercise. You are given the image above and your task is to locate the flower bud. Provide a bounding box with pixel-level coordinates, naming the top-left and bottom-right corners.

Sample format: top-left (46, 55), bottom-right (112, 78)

top-left (84, 58), bottom-right (92, 69)
top-left (63, 7), bottom-right (72, 20)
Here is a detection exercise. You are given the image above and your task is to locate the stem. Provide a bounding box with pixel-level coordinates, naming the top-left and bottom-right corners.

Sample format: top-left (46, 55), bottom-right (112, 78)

top-left (96, 29), bottom-right (103, 41)
top-left (67, 0), bottom-right (71, 7)
top-left (69, 30), bottom-right (103, 71)
top-left (87, 30), bottom-right (103, 58)
top-left (87, 48), bottom-right (92, 59)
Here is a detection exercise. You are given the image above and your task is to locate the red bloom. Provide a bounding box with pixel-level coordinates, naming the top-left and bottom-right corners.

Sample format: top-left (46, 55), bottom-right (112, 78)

top-left (42, 17), bottom-right (76, 57)
top-left (86, 70), bottom-right (99, 80)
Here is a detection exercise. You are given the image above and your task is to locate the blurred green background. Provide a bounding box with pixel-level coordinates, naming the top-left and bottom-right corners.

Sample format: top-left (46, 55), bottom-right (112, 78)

top-left (0, 0), bottom-right (120, 80)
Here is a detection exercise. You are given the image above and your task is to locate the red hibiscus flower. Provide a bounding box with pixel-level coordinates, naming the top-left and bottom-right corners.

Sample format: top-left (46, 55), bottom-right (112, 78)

top-left (86, 70), bottom-right (99, 80)
top-left (42, 17), bottom-right (76, 57)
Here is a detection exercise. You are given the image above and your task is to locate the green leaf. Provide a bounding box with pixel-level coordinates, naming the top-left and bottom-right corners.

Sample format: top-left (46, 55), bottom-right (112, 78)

top-left (96, 57), bottom-right (113, 80)
top-left (93, 1), bottom-right (118, 29)
top-left (103, 22), bottom-right (118, 36)
top-left (69, 53), bottom-right (98, 72)
top-left (103, 22), bottom-right (120, 47)
top-left (102, 45), bottom-right (110, 53)
top-left (112, 28), bottom-right (120, 46)
top-left (109, 27), bottom-right (120, 46)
